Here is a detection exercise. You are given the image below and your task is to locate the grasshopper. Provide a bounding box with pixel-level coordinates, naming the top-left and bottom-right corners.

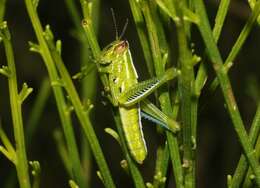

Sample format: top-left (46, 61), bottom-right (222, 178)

top-left (97, 39), bottom-right (180, 164)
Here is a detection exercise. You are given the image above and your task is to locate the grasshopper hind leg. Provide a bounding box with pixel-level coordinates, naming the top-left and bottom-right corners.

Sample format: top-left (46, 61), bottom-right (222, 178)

top-left (118, 68), bottom-right (180, 106)
top-left (141, 99), bottom-right (180, 133)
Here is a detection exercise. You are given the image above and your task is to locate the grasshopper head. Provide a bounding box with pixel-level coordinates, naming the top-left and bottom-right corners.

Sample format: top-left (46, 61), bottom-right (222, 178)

top-left (99, 40), bottom-right (129, 64)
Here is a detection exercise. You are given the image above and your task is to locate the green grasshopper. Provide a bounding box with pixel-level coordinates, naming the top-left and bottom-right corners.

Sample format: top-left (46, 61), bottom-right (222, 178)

top-left (97, 39), bottom-right (180, 164)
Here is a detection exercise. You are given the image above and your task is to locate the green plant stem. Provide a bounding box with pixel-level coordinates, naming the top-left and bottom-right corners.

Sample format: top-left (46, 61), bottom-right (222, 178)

top-left (193, 3), bottom-right (231, 177)
top-left (209, 0), bottom-right (260, 92)
top-left (80, 133), bottom-right (92, 186)
top-left (45, 35), bottom-right (115, 188)
top-left (153, 145), bottom-right (169, 188)
top-left (65, 0), bottom-right (100, 186)
top-left (4, 78), bottom-right (50, 188)
top-left (192, 5), bottom-right (230, 180)
top-left (0, 122), bottom-right (16, 164)
top-left (191, 8), bottom-right (230, 182)
top-left (128, 2), bottom-right (171, 187)
top-left (194, 0), bottom-right (260, 186)
top-left (194, 0), bottom-right (260, 97)
top-left (64, 0), bottom-right (100, 97)
top-left (24, 0), bottom-right (115, 185)
top-left (128, 0), bottom-right (154, 76)
top-left (195, 0), bottom-right (230, 94)
top-left (154, 94), bottom-right (180, 188)
top-left (148, 0), bottom-right (169, 56)
top-left (141, 1), bottom-right (162, 73)
top-left (81, 18), bottom-right (100, 57)
top-left (80, 8), bottom-right (114, 187)
top-left (1, 23), bottom-right (31, 188)
top-left (62, 106), bottom-right (85, 184)
top-left (0, 0), bottom-right (6, 22)
top-left (26, 77), bottom-right (51, 142)
top-left (172, 1), bottom-right (195, 187)
top-left (140, 1), bottom-right (184, 188)
top-left (23, 1), bottom-right (87, 187)
top-left (80, 1), bottom-right (109, 88)
top-left (242, 127), bottom-right (260, 187)
top-left (212, 0), bottom-right (231, 41)
top-left (81, 19), bottom-right (110, 90)
top-left (230, 102), bottom-right (260, 187)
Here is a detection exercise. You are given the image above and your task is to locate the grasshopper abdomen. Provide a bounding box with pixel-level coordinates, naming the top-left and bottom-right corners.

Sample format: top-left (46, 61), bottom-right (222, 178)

top-left (119, 105), bottom-right (147, 164)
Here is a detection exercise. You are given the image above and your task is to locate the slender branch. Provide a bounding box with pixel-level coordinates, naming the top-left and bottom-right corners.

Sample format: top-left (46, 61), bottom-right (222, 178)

top-left (0, 122), bottom-right (16, 164)
top-left (154, 93), bottom-right (180, 188)
top-left (212, 0), bottom-right (231, 41)
top-left (23, 1), bottom-right (90, 187)
top-left (44, 33), bottom-right (115, 188)
top-left (0, 22), bottom-right (31, 188)
top-left (242, 127), bottom-right (260, 187)
top-left (194, 0), bottom-right (260, 186)
top-left (153, 145), bottom-right (169, 188)
top-left (231, 102), bottom-right (260, 187)
top-left (209, 0), bottom-right (260, 92)
top-left (65, 0), bottom-right (101, 186)
top-left (195, 0), bottom-right (231, 94)
top-left (81, 18), bottom-right (110, 93)
top-left (0, 0), bottom-right (6, 22)
top-left (128, 0), bottom-right (154, 76)
top-left (193, 2), bottom-right (231, 168)
top-left (171, 1), bottom-right (195, 187)
top-left (140, 1), bottom-right (184, 187)
top-left (128, 2), bottom-right (171, 187)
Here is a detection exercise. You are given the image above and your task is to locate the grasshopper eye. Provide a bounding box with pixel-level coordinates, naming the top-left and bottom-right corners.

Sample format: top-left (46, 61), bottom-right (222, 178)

top-left (114, 41), bottom-right (128, 54)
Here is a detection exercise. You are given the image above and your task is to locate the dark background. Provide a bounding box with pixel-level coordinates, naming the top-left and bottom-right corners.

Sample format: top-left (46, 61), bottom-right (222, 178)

top-left (0, 0), bottom-right (259, 187)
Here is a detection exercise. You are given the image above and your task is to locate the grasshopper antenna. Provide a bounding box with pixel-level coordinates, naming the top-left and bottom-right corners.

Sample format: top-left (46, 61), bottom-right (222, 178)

top-left (111, 8), bottom-right (119, 40)
top-left (119, 19), bottom-right (128, 40)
